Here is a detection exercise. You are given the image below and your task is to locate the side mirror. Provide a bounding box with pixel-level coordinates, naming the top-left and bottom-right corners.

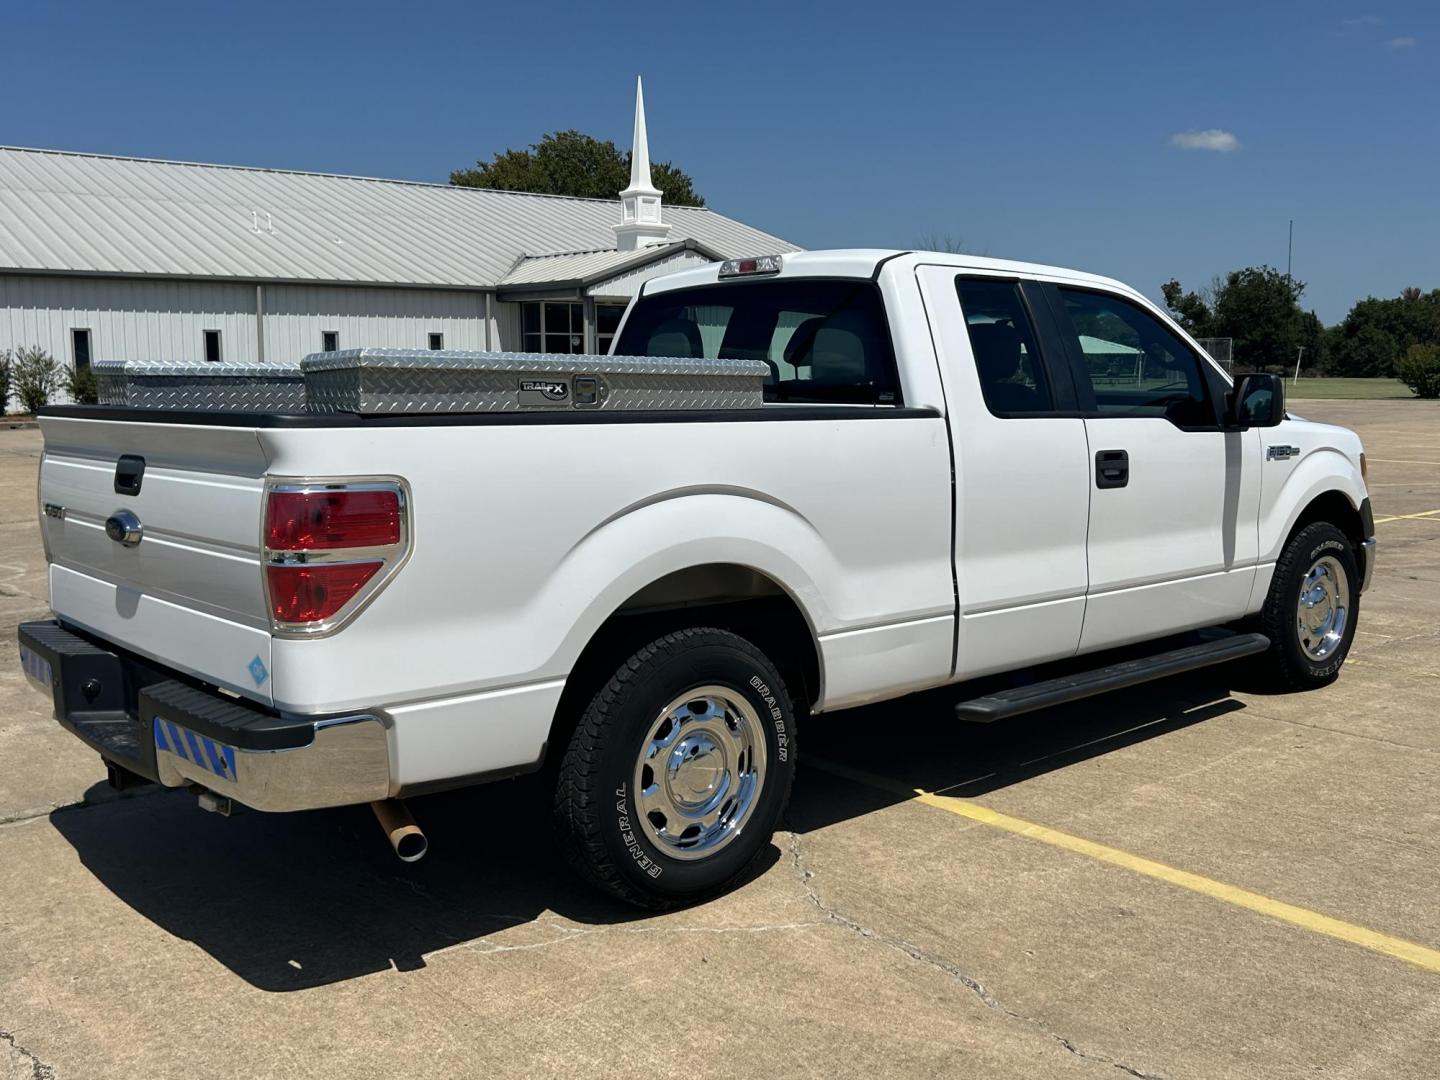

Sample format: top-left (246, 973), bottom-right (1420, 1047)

top-left (1228, 372), bottom-right (1285, 428)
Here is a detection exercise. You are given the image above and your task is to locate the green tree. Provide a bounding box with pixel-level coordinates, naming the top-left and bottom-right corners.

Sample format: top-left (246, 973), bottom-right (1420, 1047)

top-left (450, 130), bottom-right (705, 206)
top-left (12, 345), bottom-right (60, 413)
top-left (1211, 267), bottom-right (1311, 371)
top-left (1163, 267), bottom-right (1315, 371)
top-left (1160, 278), bottom-right (1214, 336)
top-left (1396, 343), bottom-right (1440, 398)
top-left (0, 349), bottom-right (12, 414)
top-left (64, 364), bottom-right (99, 405)
top-left (1325, 288), bottom-right (1440, 377)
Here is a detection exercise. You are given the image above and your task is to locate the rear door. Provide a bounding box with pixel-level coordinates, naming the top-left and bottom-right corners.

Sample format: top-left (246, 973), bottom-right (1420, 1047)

top-left (918, 266), bottom-right (1092, 679)
top-left (38, 416), bottom-right (275, 703)
top-left (1042, 284), bottom-right (1261, 652)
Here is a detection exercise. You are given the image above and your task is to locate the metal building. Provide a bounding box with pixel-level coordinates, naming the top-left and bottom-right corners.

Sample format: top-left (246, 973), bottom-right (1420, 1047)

top-left (0, 79), bottom-right (795, 390)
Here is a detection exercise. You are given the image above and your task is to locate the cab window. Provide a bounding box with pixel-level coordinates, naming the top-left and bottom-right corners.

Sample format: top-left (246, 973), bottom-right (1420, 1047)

top-left (1057, 288), bottom-right (1215, 427)
top-left (954, 278), bottom-right (1053, 416)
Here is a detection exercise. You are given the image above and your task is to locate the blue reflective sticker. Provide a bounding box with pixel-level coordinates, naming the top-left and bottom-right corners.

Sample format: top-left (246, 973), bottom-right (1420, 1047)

top-left (20, 645), bottom-right (53, 688)
top-left (183, 728), bottom-right (206, 767)
top-left (166, 720), bottom-right (189, 762)
top-left (201, 736), bottom-right (227, 778)
top-left (248, 656), bottom-right (268, 686)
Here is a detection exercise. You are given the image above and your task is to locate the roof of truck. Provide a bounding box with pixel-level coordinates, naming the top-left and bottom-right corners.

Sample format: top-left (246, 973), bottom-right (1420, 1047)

top-left (643, 248), bottom-right (1146, 301)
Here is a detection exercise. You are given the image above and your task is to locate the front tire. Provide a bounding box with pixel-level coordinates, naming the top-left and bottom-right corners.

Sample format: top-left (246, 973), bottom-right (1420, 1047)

top-left (552, 627), bottom-right (797, 909)
top-left (1258, 521), bottom-right (1359, 690)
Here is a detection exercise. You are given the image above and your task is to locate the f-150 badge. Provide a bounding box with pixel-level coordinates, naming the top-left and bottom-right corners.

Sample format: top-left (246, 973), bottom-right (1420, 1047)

top-left (1266, 445), bottom-right (1301, 461)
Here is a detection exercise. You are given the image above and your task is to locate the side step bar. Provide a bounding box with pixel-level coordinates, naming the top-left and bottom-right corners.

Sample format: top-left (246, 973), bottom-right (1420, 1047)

top-left (954, 632), bottom-right (1270, 723)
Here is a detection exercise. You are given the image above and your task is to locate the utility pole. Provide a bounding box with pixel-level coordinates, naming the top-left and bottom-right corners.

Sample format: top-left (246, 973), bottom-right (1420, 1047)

top-left (1287, 219), bottom-right (1293, 279)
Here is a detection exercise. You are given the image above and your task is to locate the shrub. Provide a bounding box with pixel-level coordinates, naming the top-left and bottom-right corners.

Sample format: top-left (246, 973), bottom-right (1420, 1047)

top-left (13, 345), bottom-right (61, 413)
top-left (64, 364), bottom-right (99, 405)
top-left (1396, 343), bottom-right (1440, 400)
top-left (0, 349), bottom-right (12, 413)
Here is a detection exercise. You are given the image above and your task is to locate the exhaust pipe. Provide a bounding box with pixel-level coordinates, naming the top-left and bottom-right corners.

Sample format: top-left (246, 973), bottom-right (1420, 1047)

top-left (371, 798), bottom-right (428, 863)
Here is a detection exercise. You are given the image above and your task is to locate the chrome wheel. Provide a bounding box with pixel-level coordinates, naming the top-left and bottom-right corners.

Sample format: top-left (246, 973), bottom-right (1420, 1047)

top-left (633, 685), bottom-right (768, 861)
top-left (1296, 555), bottom-right (1350, 661)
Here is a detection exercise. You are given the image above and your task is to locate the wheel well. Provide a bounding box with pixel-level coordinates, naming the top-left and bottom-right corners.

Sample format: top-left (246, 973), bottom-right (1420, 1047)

top-left (543, 565), bottom-right (822, 769)
top-left (1286, 491), bottom-right (1364, 552)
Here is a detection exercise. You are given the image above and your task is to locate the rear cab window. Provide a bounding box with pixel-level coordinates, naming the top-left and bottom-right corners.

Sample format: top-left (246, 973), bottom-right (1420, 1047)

top-left (954, 277), bottom-right (1054, 416)
top-left (614, 279), bottom-right (901, 405)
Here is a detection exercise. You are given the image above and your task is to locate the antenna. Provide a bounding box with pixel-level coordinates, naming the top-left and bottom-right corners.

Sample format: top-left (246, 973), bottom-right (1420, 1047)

top-left (1287, 219), bottom-right (1293, 279)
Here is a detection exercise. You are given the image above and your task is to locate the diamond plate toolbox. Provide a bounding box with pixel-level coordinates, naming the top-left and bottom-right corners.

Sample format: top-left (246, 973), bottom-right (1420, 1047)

top-left (94, 360), bottom-right (306, 412)
top-left (301, 349), bottom-right (770, 414)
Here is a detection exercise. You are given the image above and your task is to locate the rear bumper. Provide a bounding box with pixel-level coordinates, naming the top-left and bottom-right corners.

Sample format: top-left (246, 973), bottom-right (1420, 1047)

top-left (17, 620), bottom-right (391, 812)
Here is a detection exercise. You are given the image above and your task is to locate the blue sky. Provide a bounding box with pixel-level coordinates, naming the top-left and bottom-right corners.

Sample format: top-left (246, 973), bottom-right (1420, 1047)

top-left (5, 1), bottom-right (1435, 322)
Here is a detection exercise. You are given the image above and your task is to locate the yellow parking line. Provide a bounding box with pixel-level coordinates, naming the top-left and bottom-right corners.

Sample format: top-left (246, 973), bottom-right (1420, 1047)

top-left (1374, 508), bottom-right (1440, 524)
top-left (809, 756), bottom-right (1440, 974)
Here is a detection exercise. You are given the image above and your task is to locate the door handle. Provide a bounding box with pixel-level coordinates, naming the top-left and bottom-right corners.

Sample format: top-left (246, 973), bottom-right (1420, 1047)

top-left (1095, 449), bottom-right (1129, 489)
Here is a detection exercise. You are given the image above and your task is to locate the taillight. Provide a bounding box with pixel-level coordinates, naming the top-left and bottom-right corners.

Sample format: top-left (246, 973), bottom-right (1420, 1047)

top-left (266, 490), bottom-right (400, 550)
top-left (266, 562), bottom-right (384, 624)
top-left (263, 480), bottom-right (408, 635)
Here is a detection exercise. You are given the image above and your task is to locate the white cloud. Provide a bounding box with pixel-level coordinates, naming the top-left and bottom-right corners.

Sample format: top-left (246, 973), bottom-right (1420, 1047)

top-left (1389, 35), bottom-right (1418, 47)
top-left (1341, 15), bottom-right (1382, 25)
top-left (1169, 129), bottom-right (1241, 153)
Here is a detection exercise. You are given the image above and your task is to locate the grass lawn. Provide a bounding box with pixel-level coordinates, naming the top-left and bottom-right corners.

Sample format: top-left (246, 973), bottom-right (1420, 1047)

top-left (1286, 378), bottom-right (1414, 400)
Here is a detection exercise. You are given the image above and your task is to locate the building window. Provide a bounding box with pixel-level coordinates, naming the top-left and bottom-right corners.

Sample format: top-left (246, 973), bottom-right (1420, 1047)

top-left (521, 301), bottom-right (585, 354)
top-left (322, 330), bottom-right (339, 353)
top-left (428, 332), bottom-right (444, 351)
top-left (71, 329), bottom-right (92, 371)
top-left (204, 329), bottom-right (222, 363)
top-left (596, 304), bottom-right (626, 355)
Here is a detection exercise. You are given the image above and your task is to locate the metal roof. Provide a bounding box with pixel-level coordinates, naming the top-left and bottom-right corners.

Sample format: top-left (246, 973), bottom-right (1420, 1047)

top-left (496, 239), bottom-right (724, 288)
top-left (0, 146), bottom-right (798, 289)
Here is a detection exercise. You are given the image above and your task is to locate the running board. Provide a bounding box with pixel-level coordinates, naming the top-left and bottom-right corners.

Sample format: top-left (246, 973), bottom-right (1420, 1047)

top-left (953, 632), bottom-right (1270, 723)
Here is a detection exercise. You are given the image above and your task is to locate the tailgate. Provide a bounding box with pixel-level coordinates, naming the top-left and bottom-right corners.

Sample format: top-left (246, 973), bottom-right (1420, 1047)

top-left (38, 415), bottom-right (276, 704)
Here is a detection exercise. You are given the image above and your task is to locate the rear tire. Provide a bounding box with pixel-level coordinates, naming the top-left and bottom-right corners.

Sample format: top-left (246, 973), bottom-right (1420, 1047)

top-left (552, 627), bottom-right (797, 909)
top-left (1258, 521), bottom-right (1359, 690)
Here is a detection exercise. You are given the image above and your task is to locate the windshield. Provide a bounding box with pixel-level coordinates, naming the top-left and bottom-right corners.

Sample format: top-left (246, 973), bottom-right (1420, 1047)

top-left (614, 279), bottom-right (901, 405)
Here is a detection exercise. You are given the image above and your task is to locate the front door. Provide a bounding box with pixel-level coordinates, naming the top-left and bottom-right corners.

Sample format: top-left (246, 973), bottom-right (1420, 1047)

top-left (918, 266), bottom-right (1093, 679)
top-left (1045, 284), bottom-right (1261, 653)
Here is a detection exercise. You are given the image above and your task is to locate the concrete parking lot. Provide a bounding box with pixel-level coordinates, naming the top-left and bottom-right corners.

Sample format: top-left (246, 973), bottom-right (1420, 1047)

top-left (2, 399), bottom-right (1438, 1079)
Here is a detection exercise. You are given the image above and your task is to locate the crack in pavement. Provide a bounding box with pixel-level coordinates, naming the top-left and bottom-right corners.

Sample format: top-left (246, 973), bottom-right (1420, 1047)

top-left (1, 1029), bottom-right (56, 1080)
top-left (427, 916), bottom-right (831, 959)
top-left (0, 784), bottom-right (168, 828)
top-left (787, 832), bottom-right (1168, 1080)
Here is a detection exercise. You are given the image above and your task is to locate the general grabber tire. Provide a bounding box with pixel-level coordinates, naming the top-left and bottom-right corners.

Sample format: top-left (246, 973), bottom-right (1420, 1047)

top-left (552, 627), bottom-right (797, 909)
top-left (1258, 521), bottom-right (1360, 691)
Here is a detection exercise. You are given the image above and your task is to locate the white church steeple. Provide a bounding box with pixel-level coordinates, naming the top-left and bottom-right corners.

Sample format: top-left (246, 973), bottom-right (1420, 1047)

top-left (614, 76), bottom-right (671, 251)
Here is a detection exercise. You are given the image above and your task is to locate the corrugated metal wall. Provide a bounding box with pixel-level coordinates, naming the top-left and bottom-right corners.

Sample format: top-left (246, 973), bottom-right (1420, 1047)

top-left (0, 274), bottom-right (502, 372)
top-left (494, 301), bottom-right (522, 351)
top-left (263, 285), bottom-right (492, 360)
top-left (0, 274), bottom-right (258, 365)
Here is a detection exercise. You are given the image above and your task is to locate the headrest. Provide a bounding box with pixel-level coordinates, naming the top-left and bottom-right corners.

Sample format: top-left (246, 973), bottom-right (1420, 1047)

top-left (647, 318), bottom-right (703, 357)
top-left (968, 322), bottom-right (1023, 384)
top-left (782, 317), bottom-right (827, 367)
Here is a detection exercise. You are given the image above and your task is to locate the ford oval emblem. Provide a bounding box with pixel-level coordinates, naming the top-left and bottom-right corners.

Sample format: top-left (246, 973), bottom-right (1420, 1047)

top-left (105, 510), bottom-right (144, 547)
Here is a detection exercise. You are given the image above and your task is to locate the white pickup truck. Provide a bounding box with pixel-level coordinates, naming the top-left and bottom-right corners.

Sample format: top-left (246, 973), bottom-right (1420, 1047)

top-left (19, 249), bottom-right (1376, 908)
